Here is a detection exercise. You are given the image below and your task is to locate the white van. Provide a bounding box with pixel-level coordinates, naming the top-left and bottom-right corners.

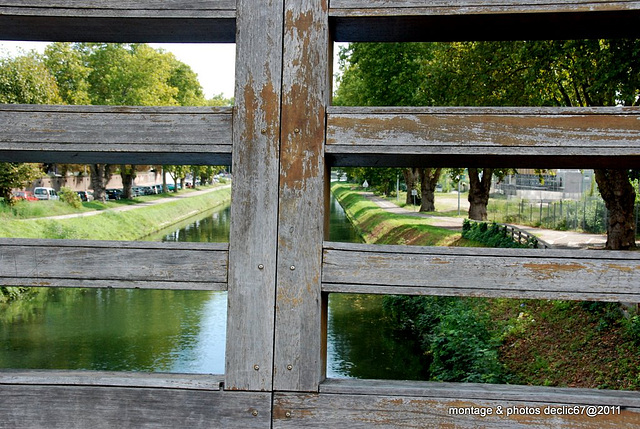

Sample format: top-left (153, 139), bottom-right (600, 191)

top-left (33, 187), bottom-right (59, 201)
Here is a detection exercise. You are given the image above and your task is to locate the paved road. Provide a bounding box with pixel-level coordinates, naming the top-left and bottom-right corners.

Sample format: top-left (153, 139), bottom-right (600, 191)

top-left (362, 192), bottom-right (608, 249)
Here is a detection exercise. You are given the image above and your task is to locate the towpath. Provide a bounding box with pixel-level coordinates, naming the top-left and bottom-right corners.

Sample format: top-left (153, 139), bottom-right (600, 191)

top-left (361, 192), bottom-right (607, 249)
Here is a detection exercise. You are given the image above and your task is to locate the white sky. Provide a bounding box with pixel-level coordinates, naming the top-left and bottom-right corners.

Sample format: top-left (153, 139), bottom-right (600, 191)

top-left (0, 41), bottom-right (346, 100)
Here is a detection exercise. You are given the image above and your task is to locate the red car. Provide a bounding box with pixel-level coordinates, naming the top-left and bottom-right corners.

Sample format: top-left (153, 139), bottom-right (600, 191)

top-left (12, 191), bottom-right (38, 201)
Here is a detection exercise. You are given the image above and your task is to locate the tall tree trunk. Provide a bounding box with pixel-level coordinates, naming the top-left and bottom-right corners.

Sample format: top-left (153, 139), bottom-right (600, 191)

top-left (594, 169), bottom-right (637, 250)
top-left (162, 168), bottom-right (168, 193)
top-left (120, 164), bottom-right (137, 199)
top-left (90, 164), bottom-right (111, 202)
top-left (403, 168), bottom-right (419, 205)
top-left (467, 168), bottom-right (494, 221)
top-left (418, 167), bottom-right (442, 212)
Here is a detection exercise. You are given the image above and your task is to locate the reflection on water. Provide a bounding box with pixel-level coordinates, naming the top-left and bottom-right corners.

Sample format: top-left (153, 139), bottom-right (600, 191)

top-left (0, 205), bottom-right (231, 374)
top-left (0, 288), bottom-right (226, 374)
top-left (1, 194), bottom-right (425, 379)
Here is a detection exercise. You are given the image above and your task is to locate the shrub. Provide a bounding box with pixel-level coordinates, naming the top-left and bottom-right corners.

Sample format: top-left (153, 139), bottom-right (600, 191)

top-left (58, 187), bottom-right (82, 209)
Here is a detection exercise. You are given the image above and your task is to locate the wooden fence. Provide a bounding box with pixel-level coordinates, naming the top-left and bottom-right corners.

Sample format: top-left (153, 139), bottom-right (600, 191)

top-left (1, 1), bottom-right (640, 427)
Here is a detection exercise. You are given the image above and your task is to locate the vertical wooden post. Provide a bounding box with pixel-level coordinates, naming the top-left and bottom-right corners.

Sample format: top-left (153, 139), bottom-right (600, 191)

top-left (273, 0), bottom-right (330, 392)
top-left (225, 0), bottom-right (284, 391)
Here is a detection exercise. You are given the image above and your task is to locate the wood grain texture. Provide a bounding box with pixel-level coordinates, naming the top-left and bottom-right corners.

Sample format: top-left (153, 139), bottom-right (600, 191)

top-left (322, 242), bottom-right (640, 301)
top-left (225, 0), bottom-right (283, 392)
top-left (274, 380), bottom-right (640, 428)
top-left (326, 106), bottom-right (640, 168)
top-left (272, 0), bottom-right (330, 393)
top-left (0, 239), bottom-right (228, 290)
top-left (0, 385), bottom-right (270, 429)
top-left (0, 105), bottom-right (232, 165)
top-left (0, 1), bottom-right (235, 43)
top-left (0, 370), bottom-right (224, 391)
top-left (330, 4), bottom-right (640, 42)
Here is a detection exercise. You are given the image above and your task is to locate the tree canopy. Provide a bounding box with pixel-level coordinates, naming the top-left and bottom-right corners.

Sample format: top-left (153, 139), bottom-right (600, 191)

top-left (335, 40), bottom-right (640, 245)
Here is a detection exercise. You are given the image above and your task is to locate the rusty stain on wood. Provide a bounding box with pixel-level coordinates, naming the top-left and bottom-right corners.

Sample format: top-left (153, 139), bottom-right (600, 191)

top-left (522, 262), bottom-right (586, 279)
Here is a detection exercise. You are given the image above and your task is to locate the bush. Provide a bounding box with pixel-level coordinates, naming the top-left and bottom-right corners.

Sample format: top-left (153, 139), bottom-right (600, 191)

top-left (383, 295), bottom-right (506, 383)
top-left (462, 220), bottom-right (529, 248)
top-left (58, 187), bottom-right (82, 209)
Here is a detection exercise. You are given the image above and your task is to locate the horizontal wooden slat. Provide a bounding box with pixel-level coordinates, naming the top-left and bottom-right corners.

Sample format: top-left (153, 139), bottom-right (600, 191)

top-left (0, 370), bottom-right (224, 391)
top-left (0, 238), bottom-right (228, 290)
top-left (273, 378), bottom-right (640, 428)
top-left (326, 106), bottom-right (640, 168)
top-left (330, 1), bottom-right (640, 41)
top-left (0, 375), bottom-right (270, 429)
top-left (0, 105), bottom-right (232, 165)
top-left (322, 242), bottom-right (640, 301)
top-left (0, 1), bottom-right (235, 43)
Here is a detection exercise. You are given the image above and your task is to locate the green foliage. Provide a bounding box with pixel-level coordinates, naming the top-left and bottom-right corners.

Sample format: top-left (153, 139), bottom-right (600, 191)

top-left (58, 187), bottom-right (82, 208)
top-left (625, 315), bottom-right (640, 345)
top-left (383, 296), bottom-right (506, 383)
top-left (462, 219), bottom-right (532, 248)
top-left (0, 163), bottom-right (43, 205)
top-left (0, 53), bottom-right (62, 104)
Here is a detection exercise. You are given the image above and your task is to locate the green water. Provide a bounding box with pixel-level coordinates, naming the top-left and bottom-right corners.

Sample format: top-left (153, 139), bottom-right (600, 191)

top-left (1, 195), bottom-right (425, 379)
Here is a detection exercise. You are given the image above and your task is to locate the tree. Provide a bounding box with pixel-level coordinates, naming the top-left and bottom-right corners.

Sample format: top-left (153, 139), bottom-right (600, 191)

top-left (335, 43), bottom-right (443, 211)
top-left (517, 40), bottom-right (639, 249)
top-left (0, 52), bottom-right (58, 203)
top-left (40, 43), bottom-right (209, 198)
top-left (0, 52), bottom-right (62, 104)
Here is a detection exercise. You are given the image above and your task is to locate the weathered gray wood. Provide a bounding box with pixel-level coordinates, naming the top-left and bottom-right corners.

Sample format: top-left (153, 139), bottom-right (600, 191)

top-left (330, 1), bottom-right (640, 42)
top-left (225, 0), bottom-right (283, 392)
top-left (0, 2), bottom-right (235, 42)
top-left (272, 0), bottom-right (330, 393)
top-left (274, 380), bottom-right (640, 428)
top-left (326, 106), bottom-right (640, 168)
top-left (322, 242), bottom-right (640, 301)
top-left (0, 239), bottom-right (228, 291)
top-left (0, 385), bottom-right (270, 429)
top-left (331, 0), bottom-right (640, 13)
top-left (0, 105), bottom-right (232, 165)
top-left (0, 370), bottom-right (224, 391)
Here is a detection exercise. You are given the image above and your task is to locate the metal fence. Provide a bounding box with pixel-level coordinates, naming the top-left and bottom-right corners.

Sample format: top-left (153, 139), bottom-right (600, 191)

top-left (488, 197), bottom-right (640, 234)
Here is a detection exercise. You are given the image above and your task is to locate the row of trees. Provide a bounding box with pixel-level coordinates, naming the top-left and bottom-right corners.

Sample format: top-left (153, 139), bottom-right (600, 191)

top-left (335, 40), bottom-right (640, 249)
top-left (0, 43), bottom-right (232, 202)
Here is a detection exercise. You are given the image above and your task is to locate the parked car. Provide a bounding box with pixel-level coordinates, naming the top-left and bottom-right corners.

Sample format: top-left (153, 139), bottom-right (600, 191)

top-left (33, 187), bottom-right (59, 201)
top-left (76, 191), bottom-right (93, 202)
top-left (106, 189), bottom-right (123, 200)
top-left (11, 190), bottom-right (38, 201)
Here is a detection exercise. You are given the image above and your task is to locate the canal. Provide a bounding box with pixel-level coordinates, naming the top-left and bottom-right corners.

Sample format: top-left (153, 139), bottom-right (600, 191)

top-left (0, 193), bottom-right (424, 379)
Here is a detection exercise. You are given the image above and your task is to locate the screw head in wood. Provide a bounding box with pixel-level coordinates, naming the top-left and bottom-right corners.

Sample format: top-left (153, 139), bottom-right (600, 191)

top-left (253, 364), bottom-right (260, 371)
top-left (287, 364), bottom-right (293, 370)
top-left (258, 264), bottom-right (264, 270)
top-left (285, 411), bottom-right (292, 418)
top-left (290, 265), bottom-right (295, 271)
top-left (252, 410), bottom-right (259, 417)
top-left (294, 128), bottom-right (300, 134)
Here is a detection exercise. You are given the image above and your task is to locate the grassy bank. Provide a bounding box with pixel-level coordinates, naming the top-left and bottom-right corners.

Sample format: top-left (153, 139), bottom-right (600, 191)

top-left (331, 183), bottom-right (474, 247)
top-left (332, 182), bottom-right (640, 390)
top-left (0, 186), bottom-right (231, 241)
